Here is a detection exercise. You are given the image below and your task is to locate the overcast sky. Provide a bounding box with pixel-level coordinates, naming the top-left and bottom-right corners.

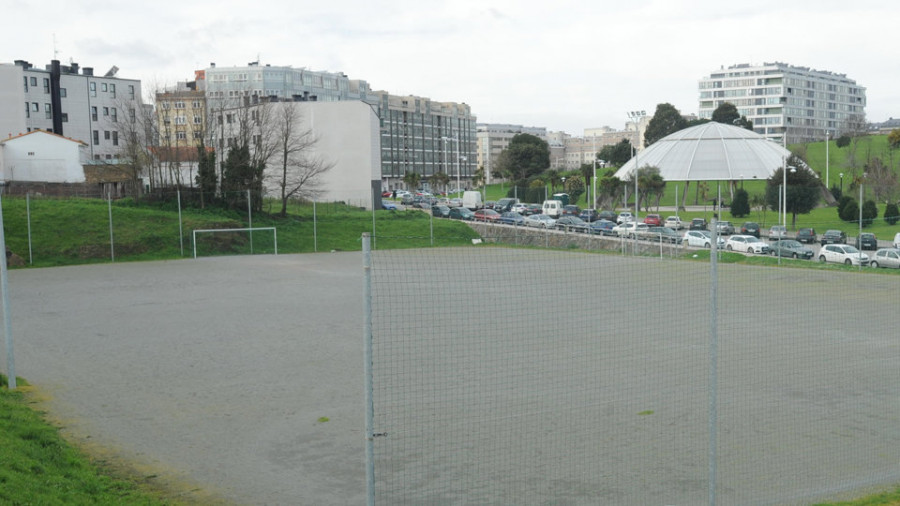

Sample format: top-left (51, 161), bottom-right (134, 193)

top-left (5, 0), bottom-right (897, 135)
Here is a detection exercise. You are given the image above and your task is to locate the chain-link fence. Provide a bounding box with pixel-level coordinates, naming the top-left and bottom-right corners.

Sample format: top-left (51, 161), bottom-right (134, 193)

top-left (363, 228), bottom-right (899, 505)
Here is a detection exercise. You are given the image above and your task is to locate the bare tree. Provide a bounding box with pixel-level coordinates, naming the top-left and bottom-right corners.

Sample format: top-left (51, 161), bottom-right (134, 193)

top-left (269, 102), bottom-right (335, 217)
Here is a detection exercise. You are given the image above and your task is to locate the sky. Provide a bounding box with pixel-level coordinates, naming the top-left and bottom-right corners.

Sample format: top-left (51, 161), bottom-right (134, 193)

top-left (4, 0), bottom-right (898, 135)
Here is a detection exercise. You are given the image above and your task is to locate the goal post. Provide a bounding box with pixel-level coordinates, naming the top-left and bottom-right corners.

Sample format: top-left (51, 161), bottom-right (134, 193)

top-left (192, 227), bottom-right (278, 258)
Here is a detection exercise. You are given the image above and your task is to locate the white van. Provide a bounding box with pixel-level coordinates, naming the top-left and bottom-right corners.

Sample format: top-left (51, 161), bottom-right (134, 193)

top-left (462, 191), bottom-right (483, 210)
top-left (542, 199), bottom-right (563, 218)
top-left (893, 232), bottom-right (900, 249)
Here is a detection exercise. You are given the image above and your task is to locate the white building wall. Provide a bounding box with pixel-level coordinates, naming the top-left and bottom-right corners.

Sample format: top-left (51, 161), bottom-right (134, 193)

top-left (0, 64), bottom-right (26, 139)
top-left (0, 132), bottom-right (85, 183)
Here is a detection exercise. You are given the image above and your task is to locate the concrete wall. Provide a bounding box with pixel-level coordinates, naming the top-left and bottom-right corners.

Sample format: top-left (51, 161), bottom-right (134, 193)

top-left (0, 131), bottom-right (85, 183)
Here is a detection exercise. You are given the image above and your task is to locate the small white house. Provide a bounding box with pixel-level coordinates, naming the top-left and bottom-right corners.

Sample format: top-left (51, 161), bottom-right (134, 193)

top-left (0, 130), bottom-right (87, 183)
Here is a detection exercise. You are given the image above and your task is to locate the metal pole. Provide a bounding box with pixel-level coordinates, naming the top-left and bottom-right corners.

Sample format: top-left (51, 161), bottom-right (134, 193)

top-left (859, 179), bottom-right (863, 271)
top-left (362, 233), bottom-right (376, 506)
top-left (247, 189), bottom-right (253, 254)
top-left (456, 131), bottom-right (460, 198)
top-left (429, 209), bottom-right (434, 247)
top-left (0, 192), bottom-right (16, 389)
top-left (177, 189), bottom-right (184, 257)
top-left (26, 193), bottom-right (32, 265)
top-left (313, 200), bottom-right (318, 252)
top-left (825, 131), bottom-right (830, 189)
top-left (108, 192), bottom-right (115, 262)
top-left (708, 214), bottom-right (719, 506)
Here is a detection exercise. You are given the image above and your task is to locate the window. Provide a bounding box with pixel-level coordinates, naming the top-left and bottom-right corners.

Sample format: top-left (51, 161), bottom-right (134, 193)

top-left (128, 85), bottom-right (134, 99)
top-left (43, 78), bottom-right (50, 93)
top-left (23, 76), bottom-right (28, 91)
top-left (24, 102), bottom-right (29, 118)
top-left (110, 108), bottom-right (117, 122)
top-left (31, 102), bottom-right (39, 112)
top-left (174, 116), bottom-right (186, 125)
top-left (175, 101), bottom-right (185, 109)
top-left (59, 87), bottom-right (67, 98)
top-left (176, 131), bottom-right (187, 140)
top-left (30, 76), bottom-right (37, 86)
top-left (61, 113), bottom-right (68, 123)
top-left (92, 130), bottom-right (99, 145)
top-left (105, 154), bottom-right (112, 160)
top-left (109, 83), bottom-right (115, 98)
top-left (101, 83), bottom-right (108, 92)
top-left (91, 106), bottom-right (98, 121)
top-left (129, 108), bottom-right (136, 122)
top-left (192, 100), bottom-right (201, 108)
top-left (90, 82), bottom-right (96, 97)
top-left (45, 103), bottom-right (51, 119)
top-left (104, 131), bottom-right (111, 140)
top-left (103, 107), bottom-right (109, 116)
top-left (193, 132), bottom-right (202, 139)
top-left (193, 115), bottom-right (202, 124)
top-left (112, 131), bottom-right (118, 146)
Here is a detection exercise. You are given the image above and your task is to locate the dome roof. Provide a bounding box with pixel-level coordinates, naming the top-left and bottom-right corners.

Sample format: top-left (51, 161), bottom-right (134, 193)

top-left (613, 122), bottom-right (791, 182)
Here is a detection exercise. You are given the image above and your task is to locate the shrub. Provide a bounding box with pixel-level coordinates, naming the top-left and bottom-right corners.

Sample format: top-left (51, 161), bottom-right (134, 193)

top-left (885, 203), bottom-right (900, 226)
top-left (835, 134), bottom-right (851, 148)
top-left (862, 200), bottom-right (878, 227)
top-left (730, 188), bottom-right (750, 218)
top-left (830, 185), bottom-right (842, 201)
top-left (839, 198), bottom-right (858, 222)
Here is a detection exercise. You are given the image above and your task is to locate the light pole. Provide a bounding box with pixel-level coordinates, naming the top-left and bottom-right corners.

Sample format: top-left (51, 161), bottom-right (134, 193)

top-left (858, 172), bottom-right (866, 268)
top-left (627, 110), bottom-right (646, 223)
top-left (441, 135), bottom-right (461, 198)
top-left (839, 173), bottom-right (844, 194)
top-left (825, 130), bottom-right (831, 189)
top-left (782, 165), bottom-right (796, 228)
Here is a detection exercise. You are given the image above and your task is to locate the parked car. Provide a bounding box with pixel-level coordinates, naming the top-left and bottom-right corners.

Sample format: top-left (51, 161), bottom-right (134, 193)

top-left (525, 203), bottom-right (543, 216)
top-left (524, 213), bottom-right (556, 228)
top-left (589, 219), bottom-right (616, 236)
top-left (682, 230), bottom-right (724, 248)
top-left (647, 226), bottom-right (679, 244)
top-left (769, 240), bottom-right (814, 259)
top-left (555, 215), bottom-right (590, 233)
top-left (740, 222), bottom-right (761, 237)
top-left (401, 194), bottom-right (415, 205)
top-left (579, 209), bottom-right (600, 222)
top-left (511, 203), bottom-right (529, 215)
top-left (448, 207), bottom-right (474, 220)
top-left (690, 218), bottom-right (708, 230)
top-left (616, 211), bottom-right (634, 224)
top-left (820, 229), bottom-right (847, 245)
top-left (796, 227), bottom-right (817, 244)
top-left (495, 198), bottom-right (519, 213)
top-left (382, 202), bottom-right (398, 210)
top-left (664, 216), bottom-right (685, 230)
top-left (643, 214), bottom-right (662, 226)
top-left (613, 222), bottom-right (650, 239)
top-left (499, 211), bottom-right (526, 226)
top-left (474, 209), bottom-right (501, 222)
top-left (598, 210), bottom-right (618, 222)
top-left (854, 232), bottom-right (877, 250)
top-left (870, 248), bottom-right (900, 269)
top-left (381, 190), bottom-right (392, 198)
top-left (894, 232), bottom-right (900, 249)
top-left (818, 244), bottom-right (869, 266)
top-left (767, 225), bottom-right (787, 241)
top-left (561, 205), bottom-right (582, 217)
top-left (542, 200), bottom-right (563, 218)
top-left (725, 234), bottom-right (770, 254)
top-left (715, 221), bottom-right (734, 235)
top-left (431, 205), bottom-right (451, 218)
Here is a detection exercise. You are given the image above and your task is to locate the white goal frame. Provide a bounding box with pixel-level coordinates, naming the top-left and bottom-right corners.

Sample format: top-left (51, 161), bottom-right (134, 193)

top-left (192, 227), bottom-right (278, 258)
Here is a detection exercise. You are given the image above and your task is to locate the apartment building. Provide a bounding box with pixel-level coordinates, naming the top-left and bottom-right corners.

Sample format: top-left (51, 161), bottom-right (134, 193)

top-left (476, 124), bottom-right (547, 183)
top-left (699, 62), bottom-right (866, 144)
top-left (0, 59), bottom-right (142, 162)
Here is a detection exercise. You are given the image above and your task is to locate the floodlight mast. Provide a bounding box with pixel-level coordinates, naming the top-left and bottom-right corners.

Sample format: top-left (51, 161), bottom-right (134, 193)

top-left (627, 110), bottom-right (646, 252)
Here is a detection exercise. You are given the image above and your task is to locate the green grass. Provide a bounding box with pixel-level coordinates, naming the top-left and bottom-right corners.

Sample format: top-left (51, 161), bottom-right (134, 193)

top-left (0, 374), bottom-right (168, 505)
top-left (1, 197), bottom-right (481, 268)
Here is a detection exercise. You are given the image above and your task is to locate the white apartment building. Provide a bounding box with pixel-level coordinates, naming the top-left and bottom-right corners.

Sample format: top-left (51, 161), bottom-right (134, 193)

top-left (0, 59), bottom-right (142, 162)
top-left (699, 62), bottom-right (866, 144)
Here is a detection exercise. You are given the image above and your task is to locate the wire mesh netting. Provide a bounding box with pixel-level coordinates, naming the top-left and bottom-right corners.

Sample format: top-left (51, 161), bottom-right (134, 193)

top-left (367, 242), bottom-right (899, 505)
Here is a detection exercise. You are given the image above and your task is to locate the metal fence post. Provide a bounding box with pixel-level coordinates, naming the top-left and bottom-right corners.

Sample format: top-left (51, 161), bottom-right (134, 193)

top-left (708, 216), bottom-right (719, 506)
top-left (108, 192), bottom-right (115, 262)
top-left (177, 189), bottom-right (184, 257)
top-left (26, 193), bottom-right (32, 265)
top-left (0, 193), bottom-right (16, 389)
top-left (362, 233), bottom-right (375, 506)
top-left (313, 200), bottom-right (318, 253)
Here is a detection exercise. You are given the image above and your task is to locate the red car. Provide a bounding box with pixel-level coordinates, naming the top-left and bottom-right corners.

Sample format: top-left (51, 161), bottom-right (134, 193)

top-left (643, 214), bottom-right (661, 226)
top-left (474, 209), bottom-right (501, 222)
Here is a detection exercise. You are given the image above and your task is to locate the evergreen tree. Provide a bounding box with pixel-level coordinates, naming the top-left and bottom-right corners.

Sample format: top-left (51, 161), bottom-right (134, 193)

top-left (730, 188), bottom-right (750, 218)
top-left (195, 143), bottom-right (217, 208)
top-left (885, 202), bottom-right (900, 225)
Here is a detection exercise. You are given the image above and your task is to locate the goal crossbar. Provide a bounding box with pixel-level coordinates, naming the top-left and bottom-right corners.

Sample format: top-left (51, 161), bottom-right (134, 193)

top-left (192, 227), bottom-right (278, 258)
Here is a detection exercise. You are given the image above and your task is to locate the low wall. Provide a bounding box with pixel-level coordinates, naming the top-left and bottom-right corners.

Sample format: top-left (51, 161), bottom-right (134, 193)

top-left (466, 222), bottom-right (685, 256)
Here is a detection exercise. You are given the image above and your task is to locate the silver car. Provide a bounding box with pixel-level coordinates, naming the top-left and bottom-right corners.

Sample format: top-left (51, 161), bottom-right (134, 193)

top-left (870, 248), bottom-right (900, 269)
top-left (682, 230), bottom-right (725, 248)
top-left (818, 244), bottom-right (869, 266)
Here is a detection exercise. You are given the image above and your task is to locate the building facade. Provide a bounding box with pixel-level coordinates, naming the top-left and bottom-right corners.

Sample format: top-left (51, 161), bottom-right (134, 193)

top-left (0, 60), bottom-right (142, 162)
top-left (699, 62), bottom-right (866, 144)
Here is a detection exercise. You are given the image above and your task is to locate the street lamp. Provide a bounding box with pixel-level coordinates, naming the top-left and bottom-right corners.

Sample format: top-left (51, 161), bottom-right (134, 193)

top-left (839, 173), bottom-right (844, 194)
top-left (825, 130), bottom-right (831, 189)
top-left (626, 110), bottom-right (646, 224)
top-left (441, 135), bottom-right (461, 198)
top-left (782, 165), bottom-right (796, 228)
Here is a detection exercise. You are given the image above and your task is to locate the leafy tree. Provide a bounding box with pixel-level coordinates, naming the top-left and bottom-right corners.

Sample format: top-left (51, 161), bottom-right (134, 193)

top-left (884, 202), bottom-right (900, 225)
top-left (472, 166), bottom-right (485, 188)
top-left (563, 175), bottom-right (584, 205)
top-left (195, 143), bottom-right (217, 208)
top-left (889, 129), bottom-right (900, 149)
top-left (764, 158), bottom-right (822, 228)
top-left (597, 139), bottom-right (633, 167)
top-left (862, 199), bottom-right (878, 227)
top-left (596, 169), bottom-right (623, 210)
top-left (730, 188), bottom-right (750, 218)
top-left (830, 185), bottom-right (842, 202)
top-left (835, 134), bottom-right (851, 148)
top-left (750, 193), bottom-right (768, 223)
top-left (626, 166), bottom-right (665, 211)
top-left (864, 157), bottom-right (898, 203)
top-left (839, 197), bottom-right (858, 222)
top-left (430, 171), bottom-right (451, 193)
top-left (402, 171), bottom-right (421, 191)
top-left (579, 163), bottom-right (594, 206)
top-left (545, 170), bottom-right (562, 192)
top-left (495, 133), bottom-right (550, 184)
top-left (644, 103), bottom-right (688, 146)
top-left (220, 143), bottom-right (259, 210)
top-left (711, 102), bottom-right (752, 130)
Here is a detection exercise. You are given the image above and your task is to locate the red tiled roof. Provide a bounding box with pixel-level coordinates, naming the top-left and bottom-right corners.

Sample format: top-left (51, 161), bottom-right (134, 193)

top-left (1, 130), bottom-right (88, 146)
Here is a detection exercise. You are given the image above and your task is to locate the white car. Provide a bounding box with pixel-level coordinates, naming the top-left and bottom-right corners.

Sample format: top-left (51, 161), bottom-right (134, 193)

top-left (616, 212), bottom-right (634, 224)
top-left (612, 222), bottom-right (649, 238)
top-left (511, 203), bottom-right (529, 214)
top-left (523, 214), bottom-right (556, 228)
top-left (664, 216), bottom-right (685, 230)
top-left (768, 225), bottom-right (787, 241)
top-left (818, 244), bottom-right (869, 266)
top-left (682, 230), bottom-right (725, 248)
top-left (870, 248), bottom-right (900, 269)
top-left (725, 235), bottom-right (770, 254)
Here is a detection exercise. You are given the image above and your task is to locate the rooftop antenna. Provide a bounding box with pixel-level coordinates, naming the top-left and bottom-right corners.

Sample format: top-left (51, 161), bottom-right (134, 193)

top-left (53, 33), bottom-right (59, 59)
